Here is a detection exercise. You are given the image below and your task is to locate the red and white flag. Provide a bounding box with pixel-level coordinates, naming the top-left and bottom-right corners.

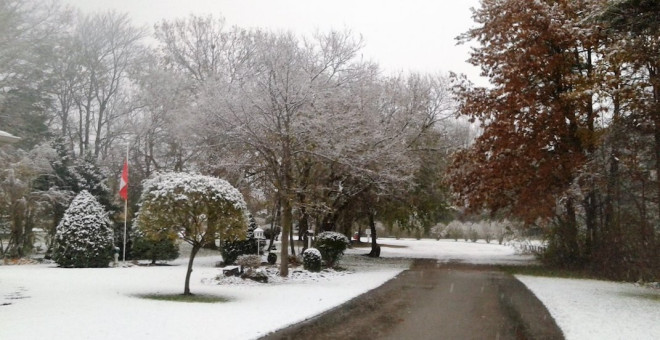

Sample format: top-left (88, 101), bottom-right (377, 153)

top-left (119, 159), bottom-right (128, 200)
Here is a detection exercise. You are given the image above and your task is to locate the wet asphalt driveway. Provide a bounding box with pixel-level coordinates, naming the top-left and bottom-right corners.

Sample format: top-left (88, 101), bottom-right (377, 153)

top-left (261, 260), bottom-right (563, 340)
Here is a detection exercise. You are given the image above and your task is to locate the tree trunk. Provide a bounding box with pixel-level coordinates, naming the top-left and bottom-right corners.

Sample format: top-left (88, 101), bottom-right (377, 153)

top-left (289, 222), bottom-right (295, 256)
top-left (584, 191), bottom-right (597, 257)
top-left (367, 210), bottom-right (380, 258)
top-left (280, 197), bottom-right (292, 277)
top-left (561, 198), bottom-right (580, 266)
top-left (184, 244), bottom-right (201, 295)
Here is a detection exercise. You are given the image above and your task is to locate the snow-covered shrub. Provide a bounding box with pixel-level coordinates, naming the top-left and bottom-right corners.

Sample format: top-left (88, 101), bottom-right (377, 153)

top-left (53, 191), bottom-right (114, 268)
top-left (469, 227), bottom-right (479, 242)
top-left (430, 223), bottom-right (446, 240)
top-left (444, 221), bottom-right (463, 241)
top-left (462, 222), bottom-right (471, 242)
top-left (236, 254), bottom-right (261, 268)
top-left (302, 248), bottom-right (322, 272)
top-left (479, 222), bottom-right (494, 244)
top-left (496, 220), bottom-right (515, 245)
top-left (314, 231), bottom-right (349, 267)
top-left (221, 215), bottom-right (258, 265)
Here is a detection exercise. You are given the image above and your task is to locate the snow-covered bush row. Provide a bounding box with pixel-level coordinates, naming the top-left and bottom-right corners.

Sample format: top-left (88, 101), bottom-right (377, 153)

top-left (430, 219), bottom-right (521, 244)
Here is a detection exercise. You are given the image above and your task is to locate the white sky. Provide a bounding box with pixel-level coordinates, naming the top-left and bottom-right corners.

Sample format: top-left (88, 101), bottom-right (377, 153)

top-left (62, 0), bottom-right (486, 85)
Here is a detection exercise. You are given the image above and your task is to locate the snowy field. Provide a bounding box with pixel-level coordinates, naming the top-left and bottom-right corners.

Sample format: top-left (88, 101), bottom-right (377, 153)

top-left (0, 254), bottom-right (408, 340)
top-left (2, 238), bottom-right (658, 340)
top-left (347, 237), bottom-right (538, 265)
top-left (517, 276), bottom-right (660, 340)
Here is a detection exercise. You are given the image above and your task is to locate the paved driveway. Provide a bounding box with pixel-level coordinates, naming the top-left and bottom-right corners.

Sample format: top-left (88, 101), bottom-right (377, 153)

top-left (261, 260), bottom-right (563, 340)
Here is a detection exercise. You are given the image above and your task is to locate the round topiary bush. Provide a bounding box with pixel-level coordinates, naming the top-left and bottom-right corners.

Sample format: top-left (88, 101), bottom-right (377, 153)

top-left (267, 252), bottom-right (277, 265)
top-left (53, 190), bottom-right (114, 268)
top-left (314, 231), bottom-right (349, 267)
top-left (302, 248), bottom-right (322, 272)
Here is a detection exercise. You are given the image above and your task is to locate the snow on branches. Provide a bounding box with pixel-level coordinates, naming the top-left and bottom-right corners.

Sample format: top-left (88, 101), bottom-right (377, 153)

top-left (136, 172), bottom-right (249, 295)
top-left (53, 190), bottom-right (114, 268)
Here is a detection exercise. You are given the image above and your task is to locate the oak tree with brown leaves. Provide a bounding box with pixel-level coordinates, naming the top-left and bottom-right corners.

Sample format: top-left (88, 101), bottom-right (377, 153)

top-left (449, 0), bottom-right (605, 266)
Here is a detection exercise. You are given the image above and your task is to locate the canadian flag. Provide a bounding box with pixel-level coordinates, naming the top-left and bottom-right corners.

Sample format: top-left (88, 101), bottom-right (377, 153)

top-left (119, 159), bottom-right (128, 200)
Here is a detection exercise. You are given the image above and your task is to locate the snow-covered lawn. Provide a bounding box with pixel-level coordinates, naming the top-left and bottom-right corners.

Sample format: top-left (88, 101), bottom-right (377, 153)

top-left (0, 255), bottom-right (407, 340)
top-left (347, 237), bottom-right (537, 265)
top-left (2, 238), bottom-right (657, 340)
top-left (517, 275), bottom-right (660, 340)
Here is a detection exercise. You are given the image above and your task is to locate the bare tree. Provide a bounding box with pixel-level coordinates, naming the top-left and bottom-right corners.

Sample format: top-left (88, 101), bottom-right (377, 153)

top-left (57, 11), bottom-right (146, 160)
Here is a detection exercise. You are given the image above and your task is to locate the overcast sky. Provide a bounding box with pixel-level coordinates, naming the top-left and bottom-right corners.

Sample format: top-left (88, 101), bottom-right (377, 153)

top-left (62, 0), bottom-right (485, 85)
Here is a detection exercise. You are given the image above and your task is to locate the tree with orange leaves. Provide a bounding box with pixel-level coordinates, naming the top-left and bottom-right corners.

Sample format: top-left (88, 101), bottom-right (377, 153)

top-left (449, 0), bottom-right (605, 266)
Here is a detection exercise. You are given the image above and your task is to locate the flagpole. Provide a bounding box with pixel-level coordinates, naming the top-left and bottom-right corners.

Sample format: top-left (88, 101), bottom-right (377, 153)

top-left (123, 145), bottom-right (128, 264)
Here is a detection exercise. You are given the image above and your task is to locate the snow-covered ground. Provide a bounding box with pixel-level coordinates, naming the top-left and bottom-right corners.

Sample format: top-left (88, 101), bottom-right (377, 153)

top-left (517, 275), bottom-right (660, 340)
top-left (361, 238), bottom-right (660, 340)
top-left (0, 255), bottom-right (408, 340)
top-left (347, 237), bottom-right (538, 265)
top-left (1, 238), bottom-right (658, 340)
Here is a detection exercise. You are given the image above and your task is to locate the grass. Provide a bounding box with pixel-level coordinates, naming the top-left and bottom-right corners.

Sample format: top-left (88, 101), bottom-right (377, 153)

top-left (621, 292), bottom-right (660, 302)
top-left (138, 293), bottom-right (230, 303)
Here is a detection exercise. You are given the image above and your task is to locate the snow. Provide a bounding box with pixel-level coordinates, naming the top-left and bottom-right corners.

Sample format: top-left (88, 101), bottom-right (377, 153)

top-left (516, 275), bottom-right (660, 340)
top-left (0, 255), bottom-right (407, 340)
top-left (141, 172), bottom-right (247, 211)
top-left (53, 191), bottom-right (114, 267)
top-left (2, 238), bottom-right (657, 340)
top-left (346, 238), bottom-right (537, 265)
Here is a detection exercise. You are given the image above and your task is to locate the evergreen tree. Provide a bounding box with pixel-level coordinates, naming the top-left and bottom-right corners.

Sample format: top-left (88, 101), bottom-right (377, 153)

top-left (220, 215), bottom-right (258, 265)
top-left (53, 190), bottom-right (114, 268)
top-left (131, 227), bottom-right (179, 264)
top-left (34, 138), bottom-right (118, 250)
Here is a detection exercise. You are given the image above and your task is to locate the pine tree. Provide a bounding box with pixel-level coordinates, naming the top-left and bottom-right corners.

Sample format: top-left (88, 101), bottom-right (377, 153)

top-left (53, 190), bottom-right (114, 268)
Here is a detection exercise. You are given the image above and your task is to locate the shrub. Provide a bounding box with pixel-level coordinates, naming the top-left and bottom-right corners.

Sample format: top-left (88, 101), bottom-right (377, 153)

top-left (264, 226), bottom-right (281, 240)
top-left (444, 223), bottom-right (463, 241)
top-left (314, 231), bottom-right (349, 267)
top-left (53, 191), bottom-right (114, 268)
top-left (131, 228), bottom-right (179, 264)
top-left (267, 253), bottom-right (277, 265)
top-left (302, 248), bottom-right (322, 272)
top-left (221, 215), bottom-right (259, 265)
top-left (430, 223), bottom-right (446, 240)
top-left (288, 254), bottom-right (302, 266)
top-left (236, 254), bottom-right (261, 268)
top-left (469, 228), bottom-right (479, 242)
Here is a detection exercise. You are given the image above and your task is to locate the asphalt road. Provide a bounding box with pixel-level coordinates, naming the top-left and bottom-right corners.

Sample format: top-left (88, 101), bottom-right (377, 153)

top-left (260, 260), bottom-right (564, 340)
